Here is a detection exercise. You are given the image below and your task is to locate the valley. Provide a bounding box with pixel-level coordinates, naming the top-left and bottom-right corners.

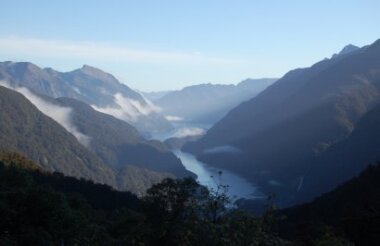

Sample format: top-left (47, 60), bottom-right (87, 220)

top-left (174, 150), bottom-right (263, 200)
top-left (150, 123), bottom-right (263, 200)
top-left (0, 3), bottom-right (379, 243)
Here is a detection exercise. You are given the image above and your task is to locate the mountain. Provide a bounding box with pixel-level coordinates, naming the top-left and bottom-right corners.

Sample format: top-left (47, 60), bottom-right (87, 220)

top-left (0, 151), bottom-right (141, 211)
top-left (184, 40), bottom-right (380, 205)
top-left (0, 62), bottom-right (172, 134)
top-left (331, 44), bottom-right (360, 58)
top-left (279, 164), bottom-right (380, 245)
top-left (164, 135), bottom-right (203, 150)
top-left (154, 78), bottom-right (276, 124)
top-left (140, 90), bottom-right (173, 101)
top-left (0, 85), bottom-right (193, 195)
top-left (0, 153), bottom-right (291, 245)
top-left (299, 102), bottom-right (380, 202)
top-left (0, 86), bottom-right (116, 186)
top-left (55, 97), bottom-right (194, 178)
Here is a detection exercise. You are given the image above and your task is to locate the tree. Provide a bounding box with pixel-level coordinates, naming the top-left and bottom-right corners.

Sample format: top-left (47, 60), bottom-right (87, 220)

top-left (140, 177), bottom-right (289, 246)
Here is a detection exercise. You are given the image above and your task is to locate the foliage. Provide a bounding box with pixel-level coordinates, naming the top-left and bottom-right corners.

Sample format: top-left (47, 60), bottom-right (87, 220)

top-left (137, 177), bottom-right (289, 246)
top-left (0, 153), bottom-right (289, 245)
top-left (0, 86), bottom-right (116, 188)
top-left (313, 227), bottom-right (354, 246)
top-left (279, 164), bottom-right (380, 245)
top-left (0, 152), bottom-right (371, 245)
top-left (0, 85), bottom-right (194, 195)
top-left (183, 39), bottom-right (380, 206)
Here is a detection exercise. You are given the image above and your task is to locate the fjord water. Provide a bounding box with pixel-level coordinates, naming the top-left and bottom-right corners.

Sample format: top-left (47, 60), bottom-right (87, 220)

top-left (173, 150), bottom-right (262, 200)
top-left (151, 123), bottom-right (262, 200)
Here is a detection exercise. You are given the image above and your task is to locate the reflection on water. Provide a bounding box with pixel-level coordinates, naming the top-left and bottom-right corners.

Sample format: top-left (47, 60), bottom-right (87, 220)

top-left (174, 150), bottom-right (262, 200)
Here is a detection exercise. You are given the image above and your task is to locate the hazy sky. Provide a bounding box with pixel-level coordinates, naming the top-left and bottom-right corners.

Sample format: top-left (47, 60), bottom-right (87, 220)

top-left (0, 0), bottom-right (379, 91)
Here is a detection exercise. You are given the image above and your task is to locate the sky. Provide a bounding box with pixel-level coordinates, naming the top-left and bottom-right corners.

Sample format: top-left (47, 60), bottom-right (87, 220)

top-left (0, 0), bottom-right (379, 91)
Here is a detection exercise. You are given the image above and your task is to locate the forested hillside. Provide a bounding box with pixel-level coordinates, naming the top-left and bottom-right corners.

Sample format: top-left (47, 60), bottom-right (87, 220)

top-left (184, 39), bottom-right (380, 205)
top-left (0, 86), bottom-right (193, 195)
top-left (2, 152), bottom-right (375, 245)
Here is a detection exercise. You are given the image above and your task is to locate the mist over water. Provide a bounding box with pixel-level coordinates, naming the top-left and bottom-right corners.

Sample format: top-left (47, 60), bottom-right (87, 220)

top-left (151, 122), bottom-right (211, 141)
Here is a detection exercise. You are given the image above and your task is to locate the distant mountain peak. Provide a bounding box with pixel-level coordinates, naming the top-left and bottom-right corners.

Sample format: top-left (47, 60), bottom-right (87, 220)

top-left (80, 64), bottom-right (107, 75)
top-left (81, 64), bottom-right (98, 70)
top-left (12, 61), bottom-right (39, 70)
top-left (339, 44), bottom-right (359, 54)
top-left (75, 64), bottom-right (121, 85)
top-left (332, 44), bottom-right (359, 58)
top-left (238, 78), bottom-right (278, 87)
top-left (11, 62), bottom-right (43, 75)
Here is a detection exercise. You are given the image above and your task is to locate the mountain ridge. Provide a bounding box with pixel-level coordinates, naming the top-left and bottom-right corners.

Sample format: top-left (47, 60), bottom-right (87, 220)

top-left (0, 85), bottom-right (117, 186)
top-left (155, 78), bottom-right (277, 124)
top-left (0, 84), bottom-right (193, 195)
top-left (0, 61), bottom-right (172, 134)
top-left (184, 40), bottom-right (380, 205)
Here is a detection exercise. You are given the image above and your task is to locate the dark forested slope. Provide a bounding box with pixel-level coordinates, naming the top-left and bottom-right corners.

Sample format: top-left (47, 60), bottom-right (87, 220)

top-left (279, 164), bottom-right (380, 246)
top-left (0, 62), bottom-right (171, 133)
top-left (0, 152), bottom-right (290, 245)
top-left (56, 97), bottom-right (193, 179)
top-left (0, 86), bottom-right (116, 186)
top-left (0, 86), bottom-right (193, 195)
top-left (184, 40), bottom-right (380, 204)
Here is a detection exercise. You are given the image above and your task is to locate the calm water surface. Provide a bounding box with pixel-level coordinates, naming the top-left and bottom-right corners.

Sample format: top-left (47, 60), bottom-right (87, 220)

top-left (151, 123), bottom-right (263, 200)
top-left (173, 150), bottom-right (262, 200)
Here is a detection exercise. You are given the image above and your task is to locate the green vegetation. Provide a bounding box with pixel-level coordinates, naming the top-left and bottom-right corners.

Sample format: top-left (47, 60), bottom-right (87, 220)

top-left (0, 86), bottom-right (192, 196)
top-left (0, 152), bottom-right (288, 245)
top-left (0, 86), bottom-right (116, 188)
top-left (56, 98), bottom-right (194, 192)
top-left (184, 39), bottom-right (380, 205)
top-left (278, 164), bottom-right (380, 245)
top-left (4, 152), bottom-right (377, 245)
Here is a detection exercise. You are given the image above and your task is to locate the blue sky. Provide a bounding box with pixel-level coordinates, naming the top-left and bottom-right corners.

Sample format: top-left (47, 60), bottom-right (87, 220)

top-left (0, 0), bottom-right (379, 91)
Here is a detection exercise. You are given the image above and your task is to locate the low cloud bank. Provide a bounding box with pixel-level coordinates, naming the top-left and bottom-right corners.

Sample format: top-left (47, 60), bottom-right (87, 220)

top-left (0, 81), bottom-right (91, 146)
top-left (165, 115), bottom-right (184, 122)
top-left (92, 93), bottom-right (160, 122)
top-left (173, 127), bottom-right (206, 138)
top-left (204, 145), bottom-right (243, 155)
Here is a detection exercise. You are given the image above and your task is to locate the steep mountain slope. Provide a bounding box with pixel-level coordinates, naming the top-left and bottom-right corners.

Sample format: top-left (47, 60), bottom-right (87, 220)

top-left (0, 151), bottom-right (141, 211)
top-left (56, 98), bottom-right (194, 179)
top-left (0, 61), bottom-right (75, 98)
top-left (0, 84), bottom-right (193, 195)
top-left (0, 86), bottom-right (116, 187)
top-left (155, 78), bottom-right (276, 124)
top-left (184, 40), bottom-right (380, 203)
top-left (279, 164), bottom-right (380, 246)
top-left (331, 44), bottom-right (359, 58)
top-left (141, 90), bottom-right (173, 101)
top-left (0, 62), bottom-right (172, 134)
top-left (0, 153), bottom-right (289, 245)
top-left (60, 65), bottom-right (143, 106)
top-left (299, 102), bottom-right (380, 202)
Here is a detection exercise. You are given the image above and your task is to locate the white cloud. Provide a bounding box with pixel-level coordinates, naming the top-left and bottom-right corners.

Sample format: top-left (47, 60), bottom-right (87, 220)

top-left (165, 115), bottom-right (183, 122)
top-left (204, 145), bottom-right (243, 155)
top-left (173, 127), bottom-right (206, 138)
top-left (71, 86), bottom-right (81, 94)
top-left (0, 36), bottom-right (245, 65)
top-left (0, 81), bottom-right (91, 147)
top-left (92, 93), bottom-right (160, 123)
top-left (140, 96), bottom-right (162, 113)
top-left (127, 96), bottom-right (161, 116)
